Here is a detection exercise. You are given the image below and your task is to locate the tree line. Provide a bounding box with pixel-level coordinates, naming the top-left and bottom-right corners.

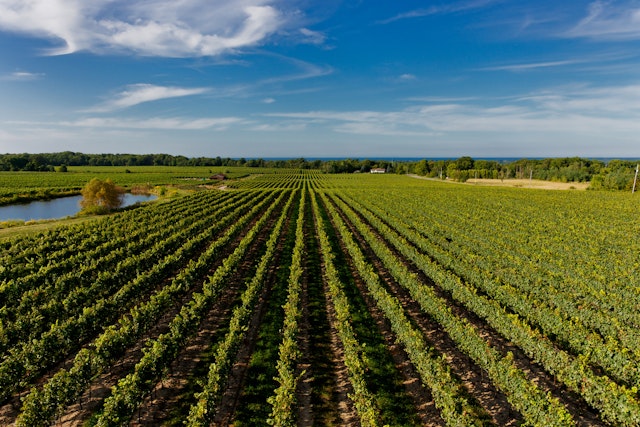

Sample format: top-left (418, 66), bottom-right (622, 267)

top-left (407, 156), bottom-right (639, 190)
top-left (1, 152), bottom-right (638, 190)
top-left (0, 152), bottom-right (322, 171)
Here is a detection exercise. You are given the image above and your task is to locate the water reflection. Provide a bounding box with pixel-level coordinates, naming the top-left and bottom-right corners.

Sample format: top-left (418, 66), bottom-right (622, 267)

top-left (0, 193), bottom-right (157, 221)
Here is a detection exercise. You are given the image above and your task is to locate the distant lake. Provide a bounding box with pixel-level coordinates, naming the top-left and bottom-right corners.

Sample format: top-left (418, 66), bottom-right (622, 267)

top-left (0, 193), bottom-right (157, 221)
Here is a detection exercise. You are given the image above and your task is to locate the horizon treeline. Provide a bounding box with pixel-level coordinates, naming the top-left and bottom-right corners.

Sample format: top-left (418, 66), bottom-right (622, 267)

top-left (1, 152), bottom-right (638, 190)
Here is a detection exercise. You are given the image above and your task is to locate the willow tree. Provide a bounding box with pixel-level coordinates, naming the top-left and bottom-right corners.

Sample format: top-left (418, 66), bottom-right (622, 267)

top-left (80, 178), bottom-right (124, 214)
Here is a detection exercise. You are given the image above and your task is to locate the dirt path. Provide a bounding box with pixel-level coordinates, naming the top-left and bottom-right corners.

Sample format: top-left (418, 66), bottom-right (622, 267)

top-left (296, 247), bottom-right (314, 427)
top-left (295, 197), bottom-right (344, 426)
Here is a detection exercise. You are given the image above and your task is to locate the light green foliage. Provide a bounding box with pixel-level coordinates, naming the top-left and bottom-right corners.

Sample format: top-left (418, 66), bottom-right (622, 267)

top-left (80, 178), bottom-right (124, 214)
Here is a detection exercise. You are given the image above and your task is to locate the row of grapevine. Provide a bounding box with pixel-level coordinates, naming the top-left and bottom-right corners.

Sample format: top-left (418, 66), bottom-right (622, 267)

top-left (319, 192), bottom-right (490, 426)
top-left (327, 192), bottom-right (576, 426)
top-left (309, 190), bottom-right (380, 427)
top-left (16, 189), bottom-right (287, 425)
top-left (336, 188), bottom-right (640, 425)
top-left (0, 191), bottom-right (255, 356)
top-left (94, 189), bottom-right (292, 425)
top-left (267, 188), bottom-right (307, 426)
top-left (185, 189), bottom-right (297, 425)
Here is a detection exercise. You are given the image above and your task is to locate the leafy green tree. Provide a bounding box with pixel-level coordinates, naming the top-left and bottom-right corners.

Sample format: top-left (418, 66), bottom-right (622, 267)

top-left (414, 159), bottom-right (430, 176)
top-left (80, 178), bottom-right (124, 214)
top-left (455, 156), bottom-right (474, 170)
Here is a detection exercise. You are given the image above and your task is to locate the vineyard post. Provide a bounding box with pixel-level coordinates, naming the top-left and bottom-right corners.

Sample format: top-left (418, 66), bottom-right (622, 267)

top-left (632, 164), bottom-right (639, 194)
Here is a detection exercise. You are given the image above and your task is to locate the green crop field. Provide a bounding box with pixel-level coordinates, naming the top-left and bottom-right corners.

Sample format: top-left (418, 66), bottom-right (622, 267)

top-left (0, 171), bottom-right (638, 426)
top-left (0, 166), bottom-right (284, 206)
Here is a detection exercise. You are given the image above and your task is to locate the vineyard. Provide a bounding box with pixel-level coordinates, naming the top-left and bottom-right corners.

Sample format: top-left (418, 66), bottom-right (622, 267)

top-left (0, 166), bottom-right (264, 206)
top-left (1, 171), bottom-right (639, 426)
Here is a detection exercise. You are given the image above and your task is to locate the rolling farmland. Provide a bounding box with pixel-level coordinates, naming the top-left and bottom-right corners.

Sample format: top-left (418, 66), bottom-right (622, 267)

top-left (1, 171), bottom-right (639, 426)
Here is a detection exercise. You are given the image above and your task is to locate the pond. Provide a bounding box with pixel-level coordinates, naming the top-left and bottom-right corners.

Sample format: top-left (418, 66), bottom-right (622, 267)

top-left (0, 193), bottom-right (157, 222)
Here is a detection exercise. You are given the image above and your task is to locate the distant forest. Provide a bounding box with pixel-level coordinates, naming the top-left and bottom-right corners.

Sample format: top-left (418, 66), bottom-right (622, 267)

top-left (1, 152), bottom-right (638, 190)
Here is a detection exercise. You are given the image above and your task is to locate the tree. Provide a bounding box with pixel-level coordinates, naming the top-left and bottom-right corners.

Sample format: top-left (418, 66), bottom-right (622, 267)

top-left (80, 178), bottom-right (124, 214)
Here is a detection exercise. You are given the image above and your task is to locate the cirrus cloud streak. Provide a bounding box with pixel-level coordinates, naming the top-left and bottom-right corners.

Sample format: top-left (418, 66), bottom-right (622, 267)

top-left (85, 84), bottom-right (210, 112)
top-left (59, 116), bottom-right (243, 130)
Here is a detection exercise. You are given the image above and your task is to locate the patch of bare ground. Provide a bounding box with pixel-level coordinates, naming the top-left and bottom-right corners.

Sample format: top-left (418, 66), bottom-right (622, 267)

top-left (296, 199), bottom-right (343, 426)
top-left (318, 266), bottom-right (360, 427)
top-left (408, 175), bottom-right (589, 190)
top-left (50, 203), bottom-right (275, 426)
top-left (296, 255), bottom-right (314, 427)
top-left (339, 197), bottom-right (605, 426)
top-left (0, 393), bottom-right (24, 426)
top-left (311, 207), bottom-right (359, 427)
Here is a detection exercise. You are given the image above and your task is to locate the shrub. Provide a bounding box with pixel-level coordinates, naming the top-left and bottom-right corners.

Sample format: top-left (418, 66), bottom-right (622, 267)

top-left (80, 178), bottom-right (124, 214)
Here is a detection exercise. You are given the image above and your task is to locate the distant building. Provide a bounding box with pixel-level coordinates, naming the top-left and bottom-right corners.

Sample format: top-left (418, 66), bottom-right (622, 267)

top-left (370, 168), bottom-right (386, 174)
top-left (210, 173), bottom-right (227, 180)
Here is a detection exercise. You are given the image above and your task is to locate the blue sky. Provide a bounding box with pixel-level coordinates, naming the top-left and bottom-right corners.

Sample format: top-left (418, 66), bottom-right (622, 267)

top-left (1, 0), bottom-right (640, 158)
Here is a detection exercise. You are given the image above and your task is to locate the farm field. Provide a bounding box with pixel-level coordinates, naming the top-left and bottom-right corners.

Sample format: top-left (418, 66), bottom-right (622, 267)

top-left (0, 171), bottom-right (639, 426)
top-left (0, 166), bottom-right (275, 206)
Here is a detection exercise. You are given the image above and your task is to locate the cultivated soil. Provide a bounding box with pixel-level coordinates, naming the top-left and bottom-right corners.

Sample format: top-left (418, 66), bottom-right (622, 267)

top-left (409, 175), bottom-right (590, 190)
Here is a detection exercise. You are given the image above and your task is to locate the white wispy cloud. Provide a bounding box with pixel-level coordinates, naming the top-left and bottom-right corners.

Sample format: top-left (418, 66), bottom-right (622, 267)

top-left (250, 122), bottom-right (306, 131)
top-left (0, 1), bottom-right (293, 56)
top-left (566, 1), bottom-right (640, 40)
top-left (86, 84), bottom-right (210, 112)
top-left (258, 56), bottom-right (333, 85)
top-left (406, 96), bottom-right (478, 102)
top-left (480, 59), bottom-right (583, 71)
top-left (396, 73), bottom-right (417, 82)
top-left (299, 28), bottom-right (326, 45)
top-left (1, 71), bottom-right (45, 81)
top-left (59, 116), bottom-right (242, 130)
top-left (264, 83), bottom-right (640, 137)
top-left (378, 0), bottom-right (500, 24)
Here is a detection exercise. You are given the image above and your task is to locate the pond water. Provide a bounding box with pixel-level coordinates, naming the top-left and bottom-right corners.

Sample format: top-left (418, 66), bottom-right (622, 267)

top-left (0, 193), bottom-right (157, 221)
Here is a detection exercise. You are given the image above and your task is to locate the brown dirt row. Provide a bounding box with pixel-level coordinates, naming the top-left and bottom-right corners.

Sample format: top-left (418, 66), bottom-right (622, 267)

top-left (296, 240), bottom-right (314, 426)
top-left (295, 195), bottom-right (345, 426)
top-left (311, 200), bottom-right (360, 427)
top-left (335, 195), bottom-right (605, 426)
